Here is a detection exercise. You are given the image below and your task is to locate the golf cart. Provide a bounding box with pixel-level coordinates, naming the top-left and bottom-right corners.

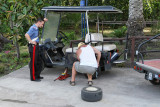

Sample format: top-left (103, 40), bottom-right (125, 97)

top-left (134, 33), bottom-right (160, 85)
top-left (36, 6), bottom-right (125, 78)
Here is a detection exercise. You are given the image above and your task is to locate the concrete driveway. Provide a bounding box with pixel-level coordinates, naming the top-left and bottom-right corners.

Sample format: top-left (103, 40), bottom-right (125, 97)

top-left (0, 66), bottom-right (160, 107)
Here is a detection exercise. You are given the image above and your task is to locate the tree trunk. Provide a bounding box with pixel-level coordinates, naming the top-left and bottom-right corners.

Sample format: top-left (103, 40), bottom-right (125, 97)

top-left (126, 0), bottom-right (146, 56)
top-left (9, 15), bottom-right (20, 59)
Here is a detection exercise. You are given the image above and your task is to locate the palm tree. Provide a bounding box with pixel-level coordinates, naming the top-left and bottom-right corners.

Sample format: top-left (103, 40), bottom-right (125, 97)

top-left (126, 0), bottom-right (146, 55)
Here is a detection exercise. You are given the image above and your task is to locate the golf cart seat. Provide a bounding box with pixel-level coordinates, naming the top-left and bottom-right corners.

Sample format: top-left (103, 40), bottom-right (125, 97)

top-left (85, 33), bottom-right (116, 52)
top-left (65, 33), bottom-right (116, 53)
top-left (66, 47), bottom-right (78, 53)
top-left (94, 44), bottom-right (116, 51)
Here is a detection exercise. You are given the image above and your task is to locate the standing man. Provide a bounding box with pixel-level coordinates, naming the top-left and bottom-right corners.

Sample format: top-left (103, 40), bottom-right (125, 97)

top-left (70, 42), bottom-right (101, 86)
top-left (25, 17), bottom-right (48, 82)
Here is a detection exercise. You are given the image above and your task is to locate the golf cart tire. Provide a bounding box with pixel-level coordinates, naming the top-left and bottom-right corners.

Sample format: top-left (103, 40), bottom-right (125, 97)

top-left (81, 86), bottom-right (102, 102)
top-left (149, 79), bottom-right (160, 85)
top-left (45, 64), bottom-right (53, 68)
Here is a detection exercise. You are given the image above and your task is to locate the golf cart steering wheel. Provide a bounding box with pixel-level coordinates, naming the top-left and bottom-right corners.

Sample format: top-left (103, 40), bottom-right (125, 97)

top-left (57, 31), bottom-right (68, 41)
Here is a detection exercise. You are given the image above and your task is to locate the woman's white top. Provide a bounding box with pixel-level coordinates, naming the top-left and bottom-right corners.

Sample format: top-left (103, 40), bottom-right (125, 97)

top-left (79, 45), bottom-right (98, 68)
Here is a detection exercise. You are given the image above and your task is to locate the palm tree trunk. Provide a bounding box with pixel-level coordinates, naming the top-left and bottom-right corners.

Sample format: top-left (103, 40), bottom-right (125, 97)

top-left (126, 0), bottom-right (146, 56)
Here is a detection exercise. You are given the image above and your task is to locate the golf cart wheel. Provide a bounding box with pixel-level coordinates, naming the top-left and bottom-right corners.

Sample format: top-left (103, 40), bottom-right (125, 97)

top-left (84, 67), bottom-right (101, 79)
top-left (149, 78), bottom-right (160, 85)
top-left (81, 86), bottom-right (102, 102)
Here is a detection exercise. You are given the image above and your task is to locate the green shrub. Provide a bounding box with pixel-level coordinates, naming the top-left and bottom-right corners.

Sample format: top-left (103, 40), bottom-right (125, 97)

top-left (61, 32), bottom-right (78, 45)
top-left (107, 33), bottom-right (115, 38)
top-left (0, 45), bottom-right (30, 75)
top-left (21, 52), bottom-right (29, 58)
top-left (3, 43), bottom-right (13, 50)
top-left (9, 64), bottom-right (16, 70)
top-left (0, 65), bottom-right (5, 74)
top-left (5, 52), bottom-right (13, 59)
top-left (13, 57), bottom-right (19, 62)
top-left (111, 26), bottom-right (127, 38)
top-left (151, 22), bottom-right (160, 34)
top-left (0, 57), bottom-right (8, 63)
top-left (0, 53), bottom-right (3, 61)
top-left (16, 65), bottom-right (22, 70)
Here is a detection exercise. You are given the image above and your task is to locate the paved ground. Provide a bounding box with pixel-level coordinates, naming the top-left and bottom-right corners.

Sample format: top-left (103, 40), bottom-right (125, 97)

top-left (0, 66), bottom-right (160, 107)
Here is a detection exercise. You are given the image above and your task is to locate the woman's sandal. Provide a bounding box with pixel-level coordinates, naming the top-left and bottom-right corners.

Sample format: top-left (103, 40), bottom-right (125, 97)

top-left (70, 81), bottom-right (76, 86)
top-left (88, 81), bottom-right (93, 86)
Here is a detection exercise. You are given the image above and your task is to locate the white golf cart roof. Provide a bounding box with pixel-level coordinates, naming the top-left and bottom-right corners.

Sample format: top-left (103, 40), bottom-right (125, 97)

top-left (42, 6), bottom-right (122, 13)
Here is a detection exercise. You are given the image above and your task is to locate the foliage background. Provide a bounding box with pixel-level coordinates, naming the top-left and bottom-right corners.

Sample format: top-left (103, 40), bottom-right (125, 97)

top-left (0, 0), bottom-right (160, 45)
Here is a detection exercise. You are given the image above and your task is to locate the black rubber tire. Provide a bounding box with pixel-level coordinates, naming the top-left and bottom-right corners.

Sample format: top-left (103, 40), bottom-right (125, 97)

top-left (81, 86), bottom-right (102, 102)
top-left (45, 64), bottom-right (53, 68)
top-left (149, 78), bottom-right (160, 85)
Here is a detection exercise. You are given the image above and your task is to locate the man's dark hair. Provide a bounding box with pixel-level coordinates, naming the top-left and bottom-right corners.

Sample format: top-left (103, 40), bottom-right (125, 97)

top-left (35, 17), bottom-right (44, 23)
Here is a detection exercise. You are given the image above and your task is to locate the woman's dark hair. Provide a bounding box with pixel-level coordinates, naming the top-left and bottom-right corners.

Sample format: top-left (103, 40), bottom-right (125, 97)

top-left (35, 17), bottom-right (44, 23)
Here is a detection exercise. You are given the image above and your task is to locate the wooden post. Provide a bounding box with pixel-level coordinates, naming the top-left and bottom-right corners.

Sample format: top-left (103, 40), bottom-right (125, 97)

top-left (70, 41), bottom-right (72, 48)
top-left (131, 37), bottom-right (135, 64)
top-left (96, 22), bottom-right (98, 33)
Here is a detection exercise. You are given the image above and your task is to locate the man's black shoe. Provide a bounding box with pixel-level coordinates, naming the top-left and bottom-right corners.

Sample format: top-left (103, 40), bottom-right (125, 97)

top-left (37, 76), bottom-right (44, 79)
top-left (32, 78), bottom-right (41, 82)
